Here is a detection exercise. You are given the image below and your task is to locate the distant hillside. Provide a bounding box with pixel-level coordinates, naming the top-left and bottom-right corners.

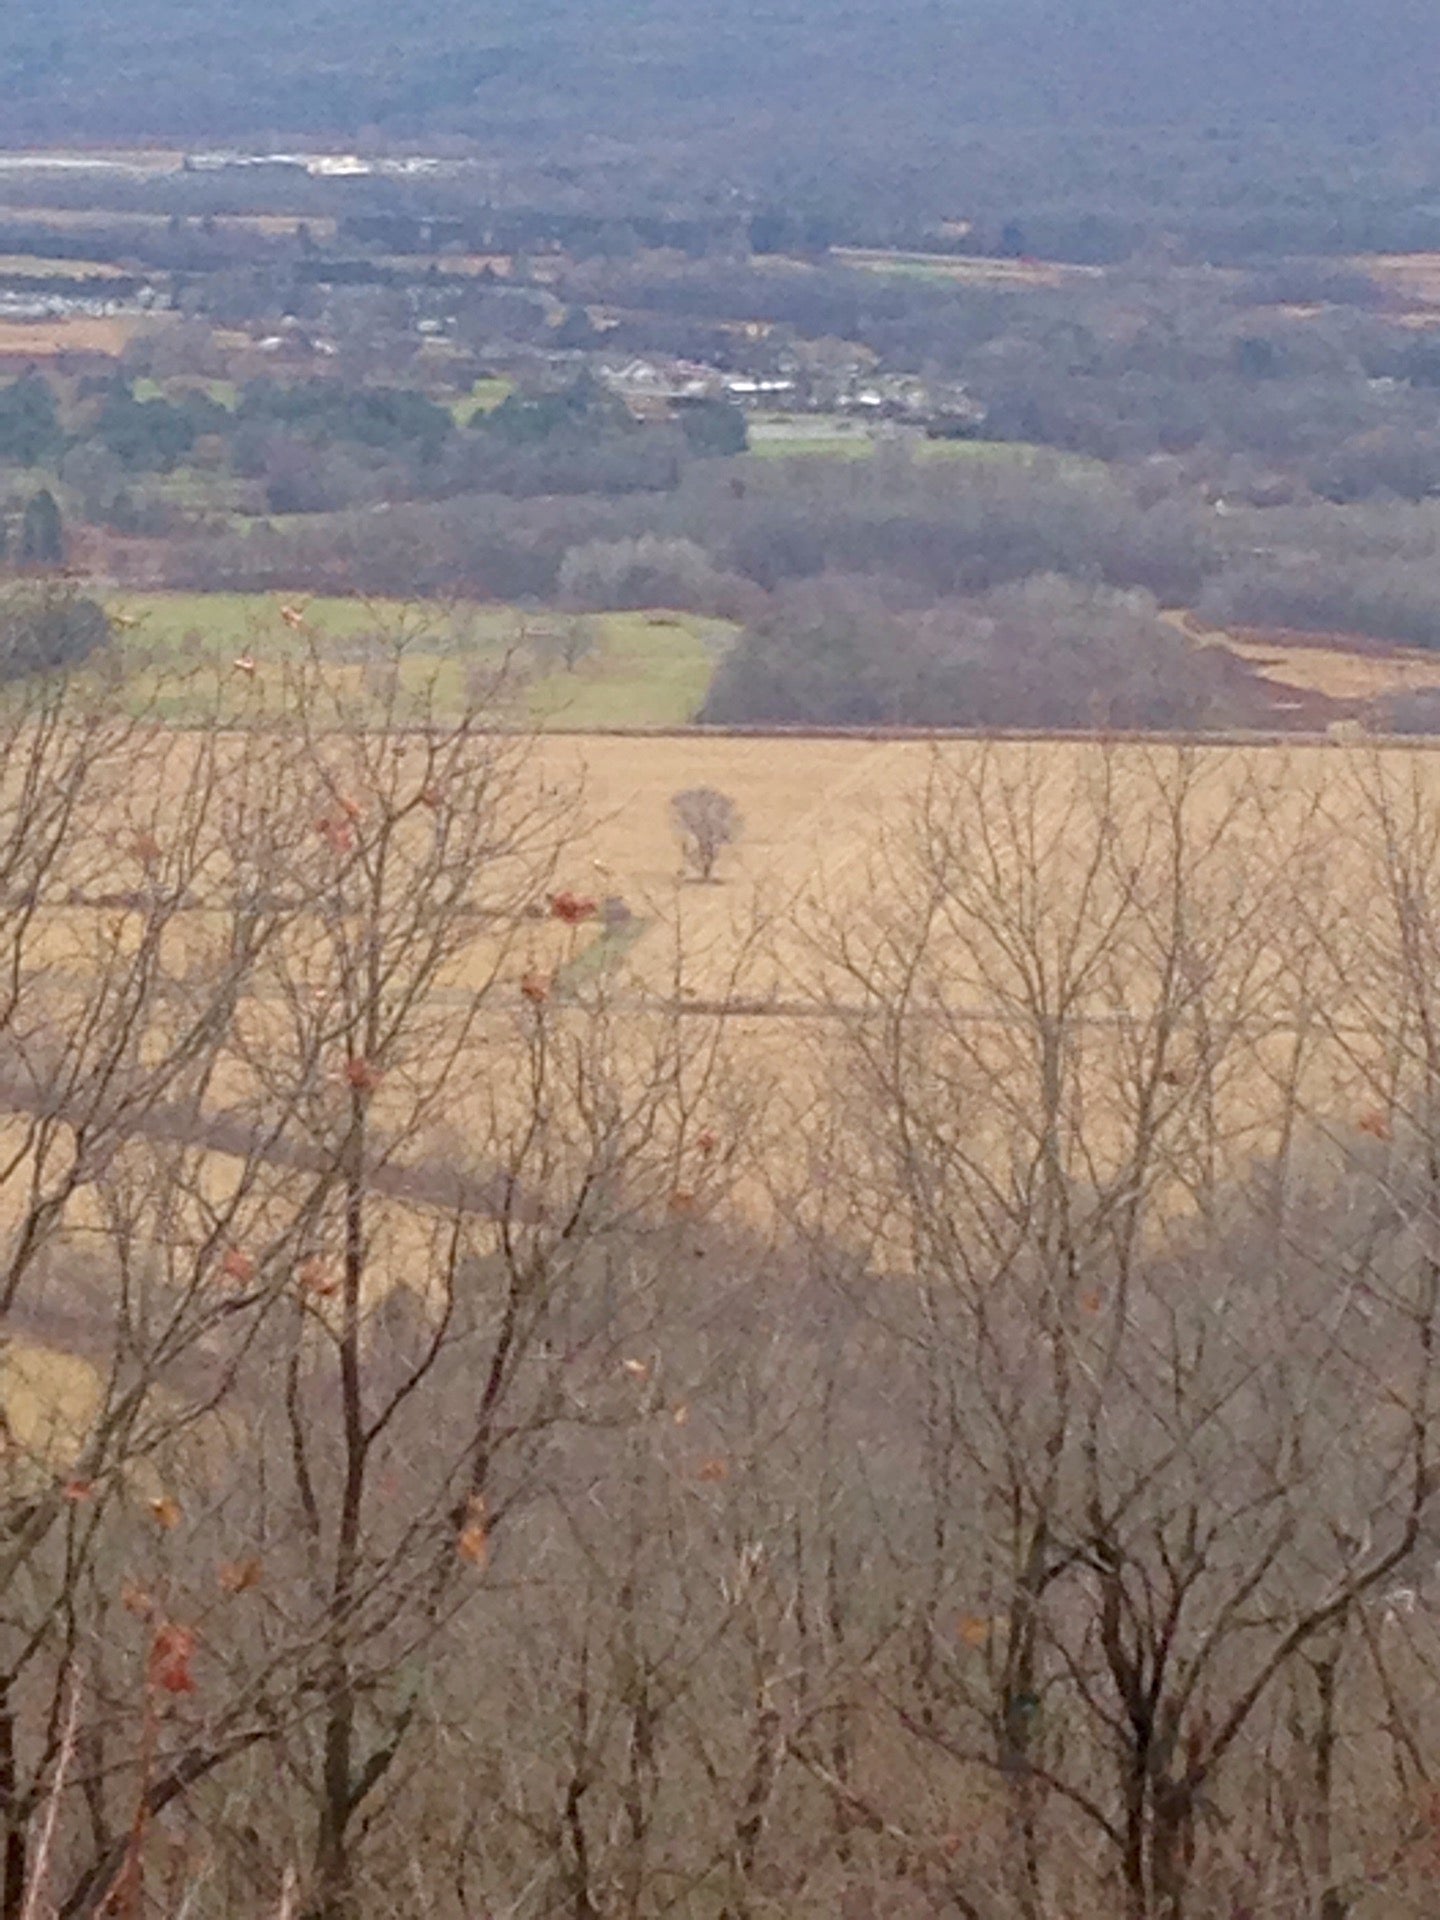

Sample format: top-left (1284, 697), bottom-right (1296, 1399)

top-left (3, 0), bottom-right (1436, 147)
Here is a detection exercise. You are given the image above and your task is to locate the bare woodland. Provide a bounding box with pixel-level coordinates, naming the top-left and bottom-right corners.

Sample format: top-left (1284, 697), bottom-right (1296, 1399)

top-left (0, 651), bottom-right (1439, 1917)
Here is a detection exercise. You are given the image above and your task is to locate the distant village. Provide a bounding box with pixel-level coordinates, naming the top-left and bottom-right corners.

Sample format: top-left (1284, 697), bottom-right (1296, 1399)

top-left (596, 353), bottom-right (984, 434)
top-left (0, 149), bottom-right (991, 445)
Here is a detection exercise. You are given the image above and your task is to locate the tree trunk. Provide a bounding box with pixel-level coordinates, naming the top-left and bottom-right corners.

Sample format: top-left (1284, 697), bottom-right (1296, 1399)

top-left (0, 1687), bottom-right (24, 1920)
top-left (308, 1137), bottom-right (368, 1920)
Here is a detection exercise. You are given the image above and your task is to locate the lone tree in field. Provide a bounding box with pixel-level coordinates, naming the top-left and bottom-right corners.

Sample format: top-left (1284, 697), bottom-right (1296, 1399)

top-left (530, 613), bottom-right (597, 675)
top-left (670, 785), bottom-right (742, 883)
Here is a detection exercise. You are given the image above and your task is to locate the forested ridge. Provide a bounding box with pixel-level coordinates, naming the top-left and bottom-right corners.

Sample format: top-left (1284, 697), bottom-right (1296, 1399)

top-left (3, 0), bottom-right (1438, 144)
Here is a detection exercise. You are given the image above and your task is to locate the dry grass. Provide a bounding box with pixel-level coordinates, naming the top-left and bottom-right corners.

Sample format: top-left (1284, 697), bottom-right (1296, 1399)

top-left (521, 734), bottom-right (914, 998)
top-left (2, 729), bottom-right (1437, 1434)
top-left (1172, 610), bottom-right (1440, 704)
top-left (1225, 635), bottom-right (1440, 701)
top-left (36, 727), bottom-right (1440, 1005)
top-left (1357, 252), bottom-right (1440, 308)
top-left (0, 314), bottom-right (165, 358)
top-left (0, 255), bottom-right (130, 280)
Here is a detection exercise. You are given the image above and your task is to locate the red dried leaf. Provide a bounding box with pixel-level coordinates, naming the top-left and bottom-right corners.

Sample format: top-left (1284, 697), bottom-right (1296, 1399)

top-left (313, 815), bottom-right (355, 855)
top-left (344, 1055), bottom-right (382, 1096)
top-left (696, 1457), bottom-right (730, 1484)
top-left (549, 891), bottom-right (598, 926)
top-left (419, 782), bottom-right (444, 811)
top-left (668, 1190), bottom-right (697, 1217)
top-left (520, 969), bottom-right (551, 1007)
top-left (129, 832), bottom-right (161, 867)
top-left (1358, 1108), bottom-right (1393, 1141)
top-left (297, 1256), bottom-right (336, 1297)
top-left (62, 1478), bottom-right (94, 1503)
top-left (695, 1128), bottom-right (720, 1157)
top-left (148, 1622), bottom-right (198, 1696)
top-left (220, 1248), bottom-right (254, 1285)
top-left (148, 1496), bottom-right (182, 1531)
top-left (457, 1494), bottom-right (489, 1568)
top-left (217, 1556), bottom-right (264, 1594)
top-left (120, 1579), bottom-right (155, 1620)
top-left (956, 1614), bottom-right (991, 1648)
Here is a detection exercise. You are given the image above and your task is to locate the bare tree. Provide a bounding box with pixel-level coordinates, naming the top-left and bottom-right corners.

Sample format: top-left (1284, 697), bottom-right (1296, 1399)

top-left (530, 615), bottom-right (598, 676)
top-left (0, 620), bottom-right (769, 1920)
top-left (783, 743), bottom-right (1440, 1919)
top-left (670, 786), bottom-right (743, 885)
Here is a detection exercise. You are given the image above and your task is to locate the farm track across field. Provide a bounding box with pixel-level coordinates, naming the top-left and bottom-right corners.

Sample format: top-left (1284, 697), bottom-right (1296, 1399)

top-left (0, 1056), bottom-right (538, 1224)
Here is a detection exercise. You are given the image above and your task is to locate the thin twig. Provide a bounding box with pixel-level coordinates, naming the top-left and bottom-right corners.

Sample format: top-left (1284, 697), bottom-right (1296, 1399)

top-left (20, 1665), bottom-right (82, 1920)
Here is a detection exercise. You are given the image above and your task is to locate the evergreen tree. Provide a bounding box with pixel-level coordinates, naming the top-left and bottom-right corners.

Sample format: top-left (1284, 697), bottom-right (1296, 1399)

top-left (679, 399), bottom-right (748, 458)
top-left (20, 489), bottom-right (63, 567)
top-left (0, 377), bottom-right (62, 467)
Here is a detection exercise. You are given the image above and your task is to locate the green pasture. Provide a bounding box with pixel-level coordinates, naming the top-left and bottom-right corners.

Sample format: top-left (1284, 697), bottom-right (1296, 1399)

top-left (97, 591), bottom-right (727, 728)
top-left (450, 377), bottom-right (515, 425)
top-left (746, 415), bottom-right (875, 459)
top-left (913, 437), bottom-right (1096, 467)
top-left (744, 414), bottom-right (1087, 469)
top-left (144, 467), bottom-right (256, 513)
top-left (131, 376), bottom-right (240, 409)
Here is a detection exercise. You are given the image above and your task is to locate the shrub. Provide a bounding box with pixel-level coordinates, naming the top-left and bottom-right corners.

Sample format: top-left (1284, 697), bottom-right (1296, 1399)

top-left (0, 583), bottom-right (112, 680)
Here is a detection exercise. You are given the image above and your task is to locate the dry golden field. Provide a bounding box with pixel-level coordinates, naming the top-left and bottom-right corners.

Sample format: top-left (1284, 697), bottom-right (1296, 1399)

top-left (33, 724), bottom-right (1440, 1028)
top-left (468, 734), bottom-right (1438, 1222)
top-left (529, 734), bottom-right (1440, 1186)
top-left (1174, 608), bottom-right (1440, 706)
top-left (0, 205), bottom-right (339, 240)
top-left (0, 313), bottom-right (166, 358)
top-left (5, 727), bottom-right (1439, 1434)
top-left (1359, 252), bottom-right (1440, 309)
top-left (1220, 631), bottom-right (1440, 701)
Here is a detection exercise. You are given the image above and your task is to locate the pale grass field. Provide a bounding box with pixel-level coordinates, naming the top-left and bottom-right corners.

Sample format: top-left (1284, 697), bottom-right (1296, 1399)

top-left (1357, 252), bottom-right (1440, 309)
top-left (0, 254), bottom-right (130, 280)
top-left (533, 735), bottom-right (1440, 1192)
top-left (1224, 636), bottom-right (1440, 701)
top-left (17, 726), bottom-right (1435, 1018)
top-left (15, 724), bottom-right (1440, 1015)
top-left (0, 313), bottom-right (168, 358)
top-left (1168, 609), bottom-right (1440, 704)
top-left (2, 733), bottom-right (1435, 1439)
top-left (1212, 631), bottom-right (1440, 702)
